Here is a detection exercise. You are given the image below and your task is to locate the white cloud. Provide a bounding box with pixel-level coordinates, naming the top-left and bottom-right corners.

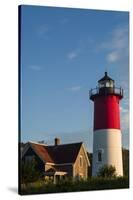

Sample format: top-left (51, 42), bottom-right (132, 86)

top-left (107, 51), bottom-right (120, 62)
top-left (121, 112), bottom-right (129, 130)
top-left (67, 37), bottom-right (94, 60)
top-left (99, 25), bottom-right (128, 63)
top-left (59, 18), bottom-right (69, 25)
top-left (120, 104), bottom-right (129, 134)
top-left (67, 86), bottom-right (81, 92)
top-left (67, 51), bottom-right (79, 60)
top-left (112, 26), bottom-right (128, 49)
top-left (37, 25), bottom-right (50, 40)
top-left (28, 65), bottom-right (42, 71)
top-left (38, 25), bottom-right (49, 35)
top-left (102, 26), bottom-right (128, 50)
top-left (120, 106), bottom-right (128, 113)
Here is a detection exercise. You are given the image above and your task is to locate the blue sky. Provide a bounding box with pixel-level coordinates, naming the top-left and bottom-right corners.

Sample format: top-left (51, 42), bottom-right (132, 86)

top-left (20, 5), bottom-right (129, 152)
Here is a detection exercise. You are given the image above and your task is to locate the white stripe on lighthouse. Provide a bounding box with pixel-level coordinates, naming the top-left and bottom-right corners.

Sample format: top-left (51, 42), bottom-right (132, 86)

top-left (92, 129), bottom-right (123, 176)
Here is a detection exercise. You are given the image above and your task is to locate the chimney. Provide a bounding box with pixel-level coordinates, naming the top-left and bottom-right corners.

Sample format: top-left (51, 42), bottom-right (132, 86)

top-left (55, 138), bottom-right (60, 145)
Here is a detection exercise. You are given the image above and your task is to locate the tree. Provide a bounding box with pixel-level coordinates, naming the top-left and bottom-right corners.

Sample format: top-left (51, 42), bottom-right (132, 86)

top-left (122, 148), bottom-right (129, 177)
top-left (87, 152), bottom-right (92, 177)
top-left (97, 165), bottom-right (116, 178)
top-left (21, 158), bottom-right (42, 185)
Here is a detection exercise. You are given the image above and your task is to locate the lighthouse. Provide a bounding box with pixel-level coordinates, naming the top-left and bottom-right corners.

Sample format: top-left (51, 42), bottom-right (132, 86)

top-left (89, 72), bottom-right (123, 176)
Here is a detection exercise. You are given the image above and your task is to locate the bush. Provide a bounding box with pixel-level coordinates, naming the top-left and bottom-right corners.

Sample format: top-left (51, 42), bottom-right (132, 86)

top-left (97, 165), bottom-right (117, 178)
top-left (20, 176), bottom-right (129, 195)
top-left (21, 159), bottom-right (42, 185)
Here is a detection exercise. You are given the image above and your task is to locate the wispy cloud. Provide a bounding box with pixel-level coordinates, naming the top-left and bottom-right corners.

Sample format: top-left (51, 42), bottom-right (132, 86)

top-left (67, 51), bottom-right (79, 60)
top-left (67, 45), bottom-right (84, 60)
top-left (121, 112), bottom-right (129, 131)
top-left (38, 25), bottom-right (49, 35)
top-left (67, 86), bottom-right (81, 92)
top-left (99, 25), bottom-right (128, 63)
top-left (120, 106), bottom-right (128, 113)
top-left (66, 36), bottom-right (95, 60)
top-left (28, 65), bottom-right (42, 71)
top-left (120, 103), bottom-right (129, 133)
top-left (37, 25), bottom-right (50, 40)
top-left (106, 51), bottom-right (120, 62)
top-left (59, 18), bottom-right (69, 25)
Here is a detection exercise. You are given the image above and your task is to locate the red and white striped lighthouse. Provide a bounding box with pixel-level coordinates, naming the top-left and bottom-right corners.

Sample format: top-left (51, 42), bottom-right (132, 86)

top-left (89, 72), bottom-right (123, 176)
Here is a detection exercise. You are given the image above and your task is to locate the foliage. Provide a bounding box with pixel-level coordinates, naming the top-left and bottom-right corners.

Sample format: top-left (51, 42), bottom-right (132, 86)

top-left (97, 165), bottom-right (117, 178)
top-left (20, 176), bottom-right (129, 195)
top-left (122, 148), bottom-right (129, 177)
top-left (87, 152), bottom-right (92, 177)
top-left (86, 149), bottom-right (129, 177)
top-left (21, 158), bottom-right (42, 185)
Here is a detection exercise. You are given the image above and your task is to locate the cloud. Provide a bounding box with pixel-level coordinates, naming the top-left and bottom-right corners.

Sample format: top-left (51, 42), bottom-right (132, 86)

top-left (120, 106), bottom-right (128, 113)
top-left (120, 103), bottom-right (129, 149)
top-left (112, 26), bottom-right (128, 49)
top-left (28, 65), bottom-right (42, 71)
top-left (107, 51), bottom-right (120, 62)
top-left (121, 112), bottom-right (129, 131)
top-left (67, 86), bottom-right (81, 92)
top-left (99, 25), bottom-right (128, 63)
top-left (67, 38), bottom-right (94, 60)
top-left (101, 26), bottom-right (128, 50)
top-left (37, 25), bottom-right (50, 40)
top-left (38, 25), bottom-right (49, 35)
top-left (59, 18), bottom-right (69, 25)
top-left (120, 104), bottom-right (129, 131)
top-left (67, 51), bottom-right (79, 60)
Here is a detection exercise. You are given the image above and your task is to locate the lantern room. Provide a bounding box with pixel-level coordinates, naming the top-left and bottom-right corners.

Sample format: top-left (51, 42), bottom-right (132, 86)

top-left (98, 71), bottom-right (114, 88)
top-left (89, 72), bottom-right (123, 101)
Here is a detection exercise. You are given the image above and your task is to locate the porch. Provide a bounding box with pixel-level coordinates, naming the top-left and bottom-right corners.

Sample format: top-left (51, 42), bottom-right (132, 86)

top-left (43, 168), bottom-right (67, 184)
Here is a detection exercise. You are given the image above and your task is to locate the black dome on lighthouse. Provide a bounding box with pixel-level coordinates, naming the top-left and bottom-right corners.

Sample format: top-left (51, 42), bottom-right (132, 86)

top-left (89, 71), bottom-right (123, 101)
top-left (98, 72), bottom-right (114, 83)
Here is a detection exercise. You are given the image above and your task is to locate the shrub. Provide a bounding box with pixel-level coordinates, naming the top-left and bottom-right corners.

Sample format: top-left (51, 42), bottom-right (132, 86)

top-left (97, 165), bottom-right (117, 178)
top-left (20, 176), bottom-right (129, 195)
top-left (21, 158), bottom-right (42, 185)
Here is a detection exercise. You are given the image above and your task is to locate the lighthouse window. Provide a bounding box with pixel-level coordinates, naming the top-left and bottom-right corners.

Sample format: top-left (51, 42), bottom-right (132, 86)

top-left (106, 82), bottom-right (110, 87)
top-left (110, 82), bottom-right (114, 87)
top-left (99, 83), bottom-right (105, 88)
top-left (98, 151), bottom-right (102, 162)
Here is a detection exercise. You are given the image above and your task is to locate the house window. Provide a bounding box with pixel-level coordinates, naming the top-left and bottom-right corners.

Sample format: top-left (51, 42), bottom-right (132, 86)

top-left (98, 151), bottom-right (102, 162)
top-left (80, 156), bottom-right (83, 167)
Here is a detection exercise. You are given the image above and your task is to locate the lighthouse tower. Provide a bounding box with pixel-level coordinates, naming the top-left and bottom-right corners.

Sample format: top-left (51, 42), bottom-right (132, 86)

top-left (89, 72), bottom-right (123, 176)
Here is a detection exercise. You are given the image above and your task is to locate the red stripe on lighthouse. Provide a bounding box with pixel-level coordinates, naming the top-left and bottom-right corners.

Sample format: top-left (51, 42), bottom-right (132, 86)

top-left (94, 95), bottom-right (120, 130)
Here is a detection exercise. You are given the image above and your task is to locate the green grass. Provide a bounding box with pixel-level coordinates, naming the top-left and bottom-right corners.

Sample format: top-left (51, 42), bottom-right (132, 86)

top-left (20, 176), bottom-right (129, 195)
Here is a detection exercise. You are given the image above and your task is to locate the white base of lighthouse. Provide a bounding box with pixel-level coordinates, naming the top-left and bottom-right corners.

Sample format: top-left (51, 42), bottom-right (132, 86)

top-left (92, 129), bottom-right (123, 176)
